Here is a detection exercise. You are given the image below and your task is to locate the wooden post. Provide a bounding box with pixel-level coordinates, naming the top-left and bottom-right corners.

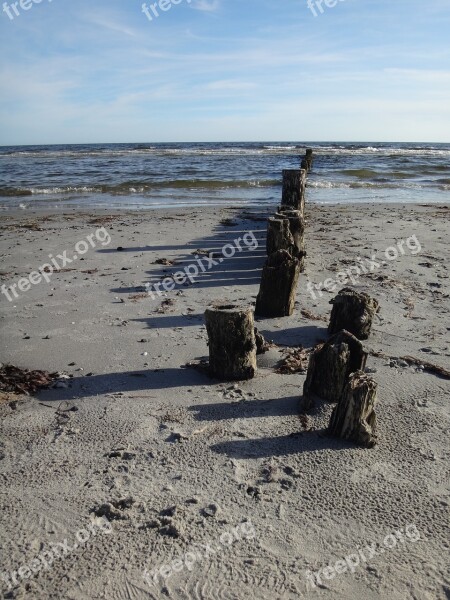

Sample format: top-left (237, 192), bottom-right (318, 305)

top-left (301, 149), bottom-right (313, 172)
top-left (266, 217), bottom-right (294, 256)
top-left (302, 330), bottom-right (367, 409)
top-left (281, 169), bottom-right (306, 216)
top-left (327, 371), bottom-right (378, 448)
top-left (275, 209), bottom-right (306, 271)
top-left (204, 304), bottom-right (257, 380)
top-left (255, 250), bottom-right (300, 318)
top-left (329, 288), bottom-right (380, 340)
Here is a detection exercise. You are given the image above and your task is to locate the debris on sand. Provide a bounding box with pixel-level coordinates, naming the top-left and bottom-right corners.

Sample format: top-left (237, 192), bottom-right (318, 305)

top-left (275, 348), bottom-right (309, 374)
top-left (220, 218), bottom-right (238, 227)
top-left (370, 351), bottom-right (450, 380)
top-left (156, 299), bottom-right (175, 313)
top-left (88, 215), bottom-right (122, 225)
top-left (300, 309), bottom-right (327, 322)
top-left (0, 364), bottom-right (59, 396)
top-left (154, 258), bottom-right (178, 266)
top-left (128, 293), bottom-right (148, 303)
top-left (81, 268), bottom-right (99, 275)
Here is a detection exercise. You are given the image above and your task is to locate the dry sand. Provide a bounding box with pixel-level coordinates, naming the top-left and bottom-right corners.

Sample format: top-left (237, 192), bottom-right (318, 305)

top-left (0, 202), bottom-right (449, 600)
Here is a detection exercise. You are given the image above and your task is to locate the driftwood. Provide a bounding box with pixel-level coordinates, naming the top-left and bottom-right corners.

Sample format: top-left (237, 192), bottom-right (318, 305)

top-left (255, 250), bottom-right (300, 318)
top-left (302, 330), bottom-right (367, 409)
top-left (281, 169), bottom-right (306, 216)
top-left (327, 371), bottom-right (378, 448)
top-left (370, 351), bottom-right (450, 380)
top-left (329, 288), bottom-right (379, 340)
top-left (204, 304), bottom-right (257, 380)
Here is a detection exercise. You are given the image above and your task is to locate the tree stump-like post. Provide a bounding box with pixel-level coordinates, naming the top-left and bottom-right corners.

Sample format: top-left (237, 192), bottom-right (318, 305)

top-left (255, 250), bottom-right (300, 318)
top-left (329, 288), bottom-right (380, 340)
top-left (281, 169), bottom-right (306, 216)
top-left (266, 217), bottom-right (294, 256)
top-left (327, 371), bottom-right (378, 448)
top-left (204, 304), bottom-right (257, 381)
top-left (302, 330), bottom-right (367, 409)
top-left (275, 209), bottom-right (306, 271)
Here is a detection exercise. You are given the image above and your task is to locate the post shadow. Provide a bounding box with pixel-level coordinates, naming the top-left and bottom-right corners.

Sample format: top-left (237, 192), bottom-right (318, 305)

top-left (210, 431), bottom-right (356, 459)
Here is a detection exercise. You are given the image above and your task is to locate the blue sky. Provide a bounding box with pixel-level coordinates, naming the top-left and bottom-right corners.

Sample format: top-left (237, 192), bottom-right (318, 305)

top-left (0, 0), bottom-right (449, 144)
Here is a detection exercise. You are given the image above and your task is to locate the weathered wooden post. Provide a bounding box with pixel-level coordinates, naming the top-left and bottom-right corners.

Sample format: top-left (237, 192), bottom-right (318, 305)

top-left (255, 250), bottom-right (300, 318)
top-left (205, 304), bottom-right (257, 380)
top-left (266, 217), bottom-right (294, 256)
top-left (329, 288), bottom-right (380, 340)
top-left (302, 330), bottom-right (367, 409)
top-left (305, 148), bottom-right (313, 171)
top-left (281, 169), bottom-right (306, 216)
top-left (275, 208), bottom-right (306, 271)
top-left (327, 371), bottom-right (378, 448)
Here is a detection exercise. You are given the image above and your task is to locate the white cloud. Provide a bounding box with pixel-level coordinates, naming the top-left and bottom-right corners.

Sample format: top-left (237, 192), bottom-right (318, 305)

top-left (190, 0), bottom-right (220, 12)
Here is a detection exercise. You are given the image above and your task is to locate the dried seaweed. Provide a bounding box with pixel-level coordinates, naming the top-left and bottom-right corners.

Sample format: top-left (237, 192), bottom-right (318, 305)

top-left (276, 348), bottom-right (309, 374)
top-left (156, 299), bottom-right (175, 314)
top-left (300, 309), bottom-right (328, 322)
top-left (0, 364), bottom-right (59, 396)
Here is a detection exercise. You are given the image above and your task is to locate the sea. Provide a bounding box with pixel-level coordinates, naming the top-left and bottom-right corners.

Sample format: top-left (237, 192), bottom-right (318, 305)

top-left (0, 142), bottom-right (449, 210)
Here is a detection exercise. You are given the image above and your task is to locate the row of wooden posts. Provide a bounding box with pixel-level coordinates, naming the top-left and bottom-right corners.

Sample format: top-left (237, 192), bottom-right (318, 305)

top-left (204, 149), bottom-right (381, 448)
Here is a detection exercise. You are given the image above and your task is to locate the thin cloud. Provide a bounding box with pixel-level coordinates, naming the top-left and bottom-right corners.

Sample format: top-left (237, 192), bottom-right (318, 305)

top-left (190, 0), bottom-right (220, 12)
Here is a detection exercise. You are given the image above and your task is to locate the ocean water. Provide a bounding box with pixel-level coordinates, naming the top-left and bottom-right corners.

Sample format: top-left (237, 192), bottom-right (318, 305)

top-left (0, 142), bottom-right (449, 210)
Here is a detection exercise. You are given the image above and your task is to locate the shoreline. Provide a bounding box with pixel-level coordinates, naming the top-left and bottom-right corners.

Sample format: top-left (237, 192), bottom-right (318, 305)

top-left (0, 198), bottom-right (449, 216)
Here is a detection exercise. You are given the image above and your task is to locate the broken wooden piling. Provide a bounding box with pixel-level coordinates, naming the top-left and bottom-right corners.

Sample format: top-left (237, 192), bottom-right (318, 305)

top-left (204, 304), bottom-right (257, 380)
top-left (302, 330), bottom-right (368, 409)
top-left (329, 288), bottom-right (380, 340)
top-left (281, 169), bottom-right (306, 216)
top-left (327, 370), bottom-right (378, 448)
top-left (255, 250), bottom-right (301, 318)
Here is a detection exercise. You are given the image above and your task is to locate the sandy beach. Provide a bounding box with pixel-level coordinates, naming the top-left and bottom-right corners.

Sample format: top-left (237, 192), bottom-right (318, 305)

top-left (0, 202), bottom-right (449, 600)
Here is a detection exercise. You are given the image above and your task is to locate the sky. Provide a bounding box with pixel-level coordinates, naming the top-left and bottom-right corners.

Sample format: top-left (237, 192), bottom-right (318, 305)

top-left (0, 0), bottom-right (449, 145)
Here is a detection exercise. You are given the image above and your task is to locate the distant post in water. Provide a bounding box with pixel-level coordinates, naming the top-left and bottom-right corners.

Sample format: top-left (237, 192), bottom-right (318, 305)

top-left (301, 148), bottom-right (314, 172)
top-left (281, 169), bottom-right (306, 216)
top-left (205, 304), bottom-right (257, 380)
